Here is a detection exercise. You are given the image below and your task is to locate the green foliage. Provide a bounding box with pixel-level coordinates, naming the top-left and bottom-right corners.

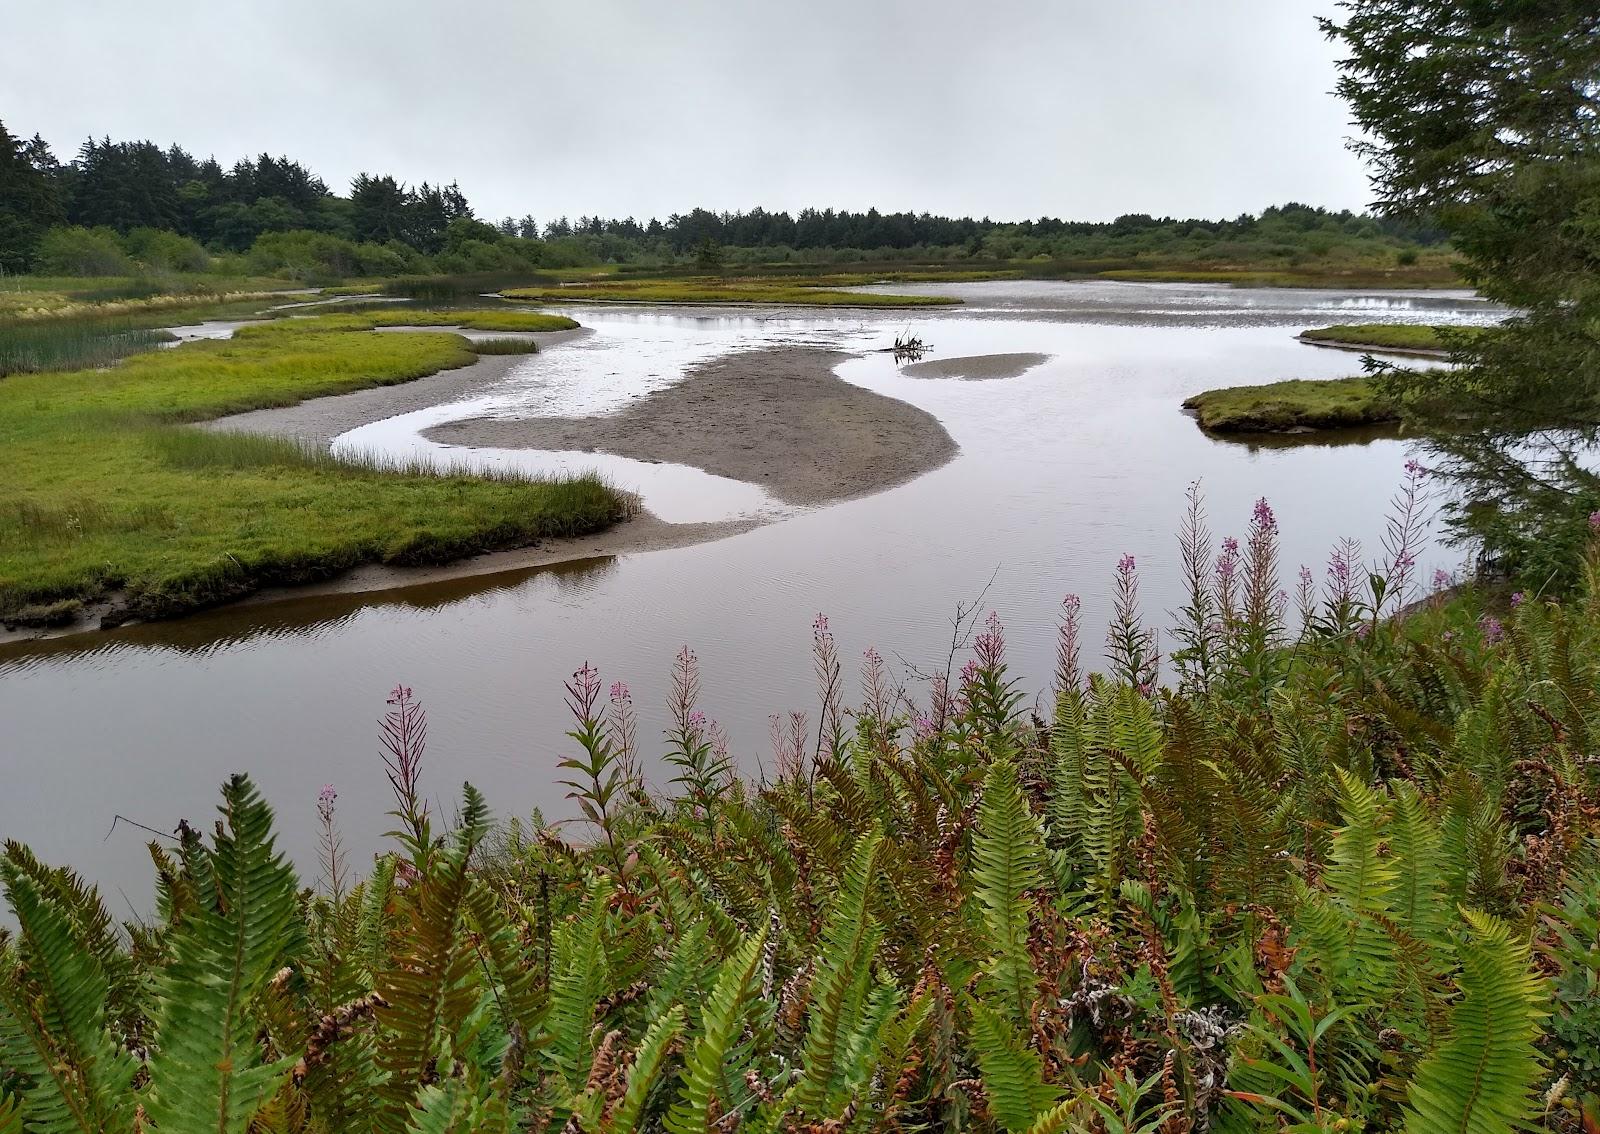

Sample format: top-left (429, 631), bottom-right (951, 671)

top-left (973, 756), bottom-right (1046, 1023)
top-left (142, 775), bottom-right (303, 1134)
top-left (4, 531), bottom-right (1600, 1131)
top-left (1183, 377), bottom-right (1395, 433)
top-left (0, 317), bottom-right (629, 619)
top-left (1403, 911), bottom-right (1548, 1134)
top-left (1324, 0), bottom-right (1600, 585)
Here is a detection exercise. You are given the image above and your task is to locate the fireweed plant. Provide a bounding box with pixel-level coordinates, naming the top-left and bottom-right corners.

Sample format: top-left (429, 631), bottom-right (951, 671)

top-left (2, 470), bottom-right (1598, 1133)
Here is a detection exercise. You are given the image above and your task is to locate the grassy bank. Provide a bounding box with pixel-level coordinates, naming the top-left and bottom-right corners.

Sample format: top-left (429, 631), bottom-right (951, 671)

top-left (1183, 375), bottom-right (1397, 432)
top-left (0, 319), bottom-right (627, 624)
top-left (1295, 322), bottom-right (1492, 353)
top-left (0, 273), bottom-right (308, 319)
top-left (501, 276), bottom-right (961, 307)
top-left (357, 308), bottom-right (579, 332)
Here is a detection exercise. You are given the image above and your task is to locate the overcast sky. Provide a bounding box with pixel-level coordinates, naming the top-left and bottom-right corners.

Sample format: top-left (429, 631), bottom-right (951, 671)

top-left (2, 0), bottom-right (1373, 224)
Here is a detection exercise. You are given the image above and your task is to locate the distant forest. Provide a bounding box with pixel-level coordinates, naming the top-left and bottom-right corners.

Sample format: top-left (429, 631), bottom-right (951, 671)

top-left (0, 119), bottom-right (1446, 279)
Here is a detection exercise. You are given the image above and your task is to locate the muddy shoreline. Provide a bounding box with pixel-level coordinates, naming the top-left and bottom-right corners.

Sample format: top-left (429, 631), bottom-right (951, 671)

top-left (1295, 333), bottom-right (1449, 359)
top-left (425, 347), bottom-right (958, 507)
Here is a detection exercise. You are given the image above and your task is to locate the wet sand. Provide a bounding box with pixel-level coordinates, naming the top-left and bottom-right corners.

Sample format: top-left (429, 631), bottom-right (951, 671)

top-left (900, 352), bottom-right (1049, 380)
top-left (424, 347), bottom-right (959, 506)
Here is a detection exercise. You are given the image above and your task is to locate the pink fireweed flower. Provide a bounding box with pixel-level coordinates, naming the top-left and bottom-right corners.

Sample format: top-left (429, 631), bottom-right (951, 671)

top-left (1510, 591), bottom-right (1525, 608)
top-left (1054, 594), bottom-right (1083, 696)
top-left (1432, 568), bottom-right (1453, 592)
top-left (1590, 510), bottom-right (1600, 532)
top-left (1404, 458), bottom-right (1426, 479)
top-left (669, 646), bottom-right (700, 733)
top-left (861, 646), bottom-right (891, 722)
top-left (316, 784), bottom-right (337, 824)
top-left (1480, 615), bottom-right (1504, 644)
top-left (380, 684), bottom-right (427, 816)
top-left (609, 681), bottom-right (630, 704)
top-left (1118, 553), bottom-right (1137, 575)
top-left (974, 611), bottom-right (1006, 672)
top-left (811, 613), bottom-right (843, 754)
top-left (1251, 497), bottom-right (1277, 534)
top-left (1442, 630), bottom-right (1456, 643)
top-left (565, 662), bottom-right (602, 721)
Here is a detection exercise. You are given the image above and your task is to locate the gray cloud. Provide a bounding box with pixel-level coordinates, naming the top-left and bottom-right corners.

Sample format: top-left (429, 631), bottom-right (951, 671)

top-left (1, 0), bottom-right (1371, 223)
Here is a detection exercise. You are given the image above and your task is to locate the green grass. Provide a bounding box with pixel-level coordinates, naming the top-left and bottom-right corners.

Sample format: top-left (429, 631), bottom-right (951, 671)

top-left (1183, 376), bottom-right (1398, 432)
top-left (271, 308), bottom-right (580, 333)
top-left (364, 309), bottom-right (580, 332)
top-left (1298, 323), bottom-right (1488, 352)
top-left (0, 317), bottom-right (177, 376)
top-left (0, 319), bottom-right (629, 621)
top-left (465, 336), bottom-right (542, 354)
top-left (500, 276), bottom-right (960, 307)
top-left (0, 274), bottom-right (308, 319)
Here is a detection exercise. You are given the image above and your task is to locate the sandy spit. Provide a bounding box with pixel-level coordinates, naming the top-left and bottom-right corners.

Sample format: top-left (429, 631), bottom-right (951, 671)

top-left (899, 352), bottom-right (1051, 381)
top-left (424, 347), bottom-right (959, 507)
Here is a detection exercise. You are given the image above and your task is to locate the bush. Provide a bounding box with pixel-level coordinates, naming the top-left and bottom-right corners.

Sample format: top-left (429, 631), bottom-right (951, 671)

top-left (34, 225), bottom-right (134, 276)
top-left (123, 227), bottom-right (209, 272)
top-left (247, 229), bottom-right (366, 281)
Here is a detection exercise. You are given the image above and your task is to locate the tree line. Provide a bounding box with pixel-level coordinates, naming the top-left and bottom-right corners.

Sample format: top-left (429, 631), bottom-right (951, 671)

top-left (0, 118), bottom-right (1442, 276)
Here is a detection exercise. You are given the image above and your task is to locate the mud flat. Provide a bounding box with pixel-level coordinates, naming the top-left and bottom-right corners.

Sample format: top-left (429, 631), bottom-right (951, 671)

top-left (424, 347), bottom-right (959, 506)
top-left (900, 352), bottom-right (1050, 380)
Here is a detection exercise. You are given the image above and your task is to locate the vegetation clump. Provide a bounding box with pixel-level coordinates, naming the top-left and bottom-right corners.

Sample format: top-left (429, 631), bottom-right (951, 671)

top-left (1183, 376), bottom-right (1397, 432)
top-left (0, 486), bottom-right (1596, 1131)
top-left (1298, 323), bottom-right (1477, 354)
top-left (361, 308), bottom-right (580, 332)
top-left (0, 318), bottom-right (628, 622)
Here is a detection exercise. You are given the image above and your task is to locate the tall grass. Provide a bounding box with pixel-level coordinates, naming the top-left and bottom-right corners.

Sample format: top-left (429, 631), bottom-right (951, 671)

top-left (381, 271), bottom-right (556, 300)
top-left (466, 336), bottom-right (541, 354)
top-left (0, 317), bottom-right (176, 377)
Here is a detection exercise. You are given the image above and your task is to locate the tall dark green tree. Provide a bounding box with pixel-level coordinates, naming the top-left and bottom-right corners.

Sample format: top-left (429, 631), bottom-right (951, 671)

top-left (0, 121), bottom-right (64, 271)
top-left (350, 173), bottom-right (412, 244)
top-left (1323, 1), bottom-right (1600, 585)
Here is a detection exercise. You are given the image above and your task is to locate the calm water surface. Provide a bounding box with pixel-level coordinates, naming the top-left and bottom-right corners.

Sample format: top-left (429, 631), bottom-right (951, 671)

top-left (0, 280), bottom-right (1505, 901)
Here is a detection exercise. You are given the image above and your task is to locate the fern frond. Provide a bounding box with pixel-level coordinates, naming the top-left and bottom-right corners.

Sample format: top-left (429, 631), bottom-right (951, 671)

top-left (973, 756), bottom-right (1046, 1025)
top-left (1402, 910), bottom-right (1548, 1134)
top-left (606, 1004), bottom-right (686, 1134)
top-left (0, 868), bottom-right (138, 1134)
top-left (790, 828), bottom-right (886, 1116)
top-left (967, 1000), bottom-right (1062, 1132)
top-left (1022, 1096), bottom-right (1086, 1134)
top-left (664, 928), bottom-right (768, 1134)
top-left (0, 1094), bottom-right (22, 1134)
top-left (142, 774), bottom-right (303, 1134)
top-left (373, 784), bottom-right (494, 1133)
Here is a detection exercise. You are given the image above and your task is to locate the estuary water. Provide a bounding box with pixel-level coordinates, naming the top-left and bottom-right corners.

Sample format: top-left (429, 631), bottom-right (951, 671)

top-left (0, 279), bottom-right (1505, 899)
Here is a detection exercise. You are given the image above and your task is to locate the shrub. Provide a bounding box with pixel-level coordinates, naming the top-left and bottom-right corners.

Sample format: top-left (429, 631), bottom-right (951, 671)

top-left (34, 225), bottom-right (134, 275)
